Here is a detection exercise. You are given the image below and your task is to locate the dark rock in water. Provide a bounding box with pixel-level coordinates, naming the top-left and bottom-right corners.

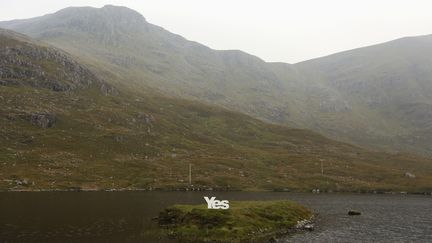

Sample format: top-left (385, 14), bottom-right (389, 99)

top-left (304, 224), bottom-right (314, 231)
top-left (348, 210), bottom-right (361, 216)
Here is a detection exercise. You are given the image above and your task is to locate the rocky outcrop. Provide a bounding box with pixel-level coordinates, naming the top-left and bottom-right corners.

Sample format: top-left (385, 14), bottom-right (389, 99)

top-left (296, 218), bottom-right (315, 231)
top-left (23, 112), bottom-right (56, 128)
top-left (0, 31), bottom-right (115, 93)
top-left (100, 83), bottom-right (118, 95)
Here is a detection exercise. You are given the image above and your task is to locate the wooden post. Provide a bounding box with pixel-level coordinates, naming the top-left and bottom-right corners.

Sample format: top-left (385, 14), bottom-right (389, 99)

top-left (189, 163), bottom-right (192, 185)
top-left (321, 161), bottom-right (324, 175)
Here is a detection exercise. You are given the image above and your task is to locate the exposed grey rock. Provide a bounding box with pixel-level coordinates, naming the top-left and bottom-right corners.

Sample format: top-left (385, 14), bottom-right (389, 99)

top-left (24, 112), bottom-right (56, 128)
top-left (113, 135), bottom-right (126, 142)
top-left (100, 83), bottom-right (117, 95)
top-left (404, 172), bottom-right (416, 179)
top-left (0, 30), bottom-right (116, 94)
top-left (296, 218), bottom-right (315, 231)
top-left (304, 224), bottom-right (314, 231)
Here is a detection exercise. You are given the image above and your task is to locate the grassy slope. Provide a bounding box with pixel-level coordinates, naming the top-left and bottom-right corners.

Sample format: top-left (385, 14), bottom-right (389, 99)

top-left (1, 30), bottom-right (432, 192)
top-left (296, 35), bottom-right (432, 156)
top-left (3, 6), bottom-right (432, 157)
top-left (158, 200), bottom-right (312, 242)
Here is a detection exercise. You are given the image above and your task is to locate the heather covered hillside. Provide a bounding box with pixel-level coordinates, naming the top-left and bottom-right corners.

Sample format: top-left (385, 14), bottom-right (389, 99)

top-left (2, 6), bottom-right (432, 156)
top-left (1, 29), bottom-right (431, 192)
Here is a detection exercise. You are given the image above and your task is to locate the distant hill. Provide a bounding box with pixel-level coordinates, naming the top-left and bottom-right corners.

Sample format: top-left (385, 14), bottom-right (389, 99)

top-left (296, 35), bottom-right (432, 155)
top-left (1, 29), bottom-right (431, 192)
top-left (2, 5), bottom-right (431, 156)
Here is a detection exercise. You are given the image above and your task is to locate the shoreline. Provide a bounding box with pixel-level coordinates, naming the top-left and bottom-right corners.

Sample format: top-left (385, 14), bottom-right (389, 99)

top-left (1, 187), bottom-right (432, 196)
top-left (157, 200), bottom-right (313, 242)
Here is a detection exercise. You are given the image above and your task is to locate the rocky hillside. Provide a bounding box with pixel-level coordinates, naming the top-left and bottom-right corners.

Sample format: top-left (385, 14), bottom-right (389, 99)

top-left (0, 28), bottom-right (115, 131)
top-left (0, 5), bottom-right (308, 126)
top-left (1, 29), bottom-right (431, 192)
top-left (2, 5), bottom-right (432, 156)
top-left (0, 29), bottom-right (109, 92)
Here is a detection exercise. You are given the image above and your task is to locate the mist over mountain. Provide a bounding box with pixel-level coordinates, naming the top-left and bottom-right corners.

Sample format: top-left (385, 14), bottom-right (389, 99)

top-left (296, 35), bottom-right (432, 155)
top-left (0, 5), bottom-right (309, 125)
top-left (4, 27), bottom-right (432, 191)
top-left (1, 5), bottom-right (432, 157)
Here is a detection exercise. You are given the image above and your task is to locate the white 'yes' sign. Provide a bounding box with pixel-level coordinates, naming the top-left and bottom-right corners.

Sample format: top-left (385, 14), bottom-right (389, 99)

top-left (204, 196), bottom-right (229, 209)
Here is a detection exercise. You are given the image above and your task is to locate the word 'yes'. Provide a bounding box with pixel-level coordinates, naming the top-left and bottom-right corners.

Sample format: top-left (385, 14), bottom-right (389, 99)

top-left (204, 196), bottom-right (229, 209)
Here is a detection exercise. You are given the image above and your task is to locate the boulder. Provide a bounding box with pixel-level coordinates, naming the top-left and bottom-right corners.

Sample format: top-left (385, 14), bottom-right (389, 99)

top-left (304, 224), bottom-right (314, 231)
top-left (26, 112), bottom-right (56, 128)
top-left (348, 210), bottom-right (361, 216)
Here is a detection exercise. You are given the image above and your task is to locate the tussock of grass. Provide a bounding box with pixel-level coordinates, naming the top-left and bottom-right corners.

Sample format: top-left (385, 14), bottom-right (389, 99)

top-left (158, 200), bottom-right (312, 242)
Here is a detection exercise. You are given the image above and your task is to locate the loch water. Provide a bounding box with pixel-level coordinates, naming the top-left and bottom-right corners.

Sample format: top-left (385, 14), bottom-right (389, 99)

top-left (0, 192), bottom-right (431, 242)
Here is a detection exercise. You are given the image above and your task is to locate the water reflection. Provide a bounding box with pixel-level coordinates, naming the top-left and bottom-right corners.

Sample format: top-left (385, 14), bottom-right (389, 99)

top-left (0, 192), bottom-right (431, 242)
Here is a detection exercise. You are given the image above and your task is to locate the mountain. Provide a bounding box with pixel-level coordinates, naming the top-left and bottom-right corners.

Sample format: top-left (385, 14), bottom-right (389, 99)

top-left (2, 5), bottom-right (431, 156)
top-left (0, 5), bottom-right (310, 126)
top-left (296, 35), bottom-right (432, 155)
top-left (1, 28), bottom-right (431, 192)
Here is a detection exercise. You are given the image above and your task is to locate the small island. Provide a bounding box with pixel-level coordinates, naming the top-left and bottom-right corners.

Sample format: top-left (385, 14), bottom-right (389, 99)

top-left (158, 200), bottom-right (313, 242)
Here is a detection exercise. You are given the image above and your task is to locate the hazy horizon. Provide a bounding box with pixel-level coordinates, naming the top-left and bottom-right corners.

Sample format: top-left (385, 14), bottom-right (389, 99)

top-left (1, 0), bottom-right (432, 63)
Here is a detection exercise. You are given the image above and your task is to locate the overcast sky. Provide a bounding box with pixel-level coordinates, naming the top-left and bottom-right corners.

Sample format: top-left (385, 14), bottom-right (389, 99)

top-left (1, 0), bottom-right (432, 63)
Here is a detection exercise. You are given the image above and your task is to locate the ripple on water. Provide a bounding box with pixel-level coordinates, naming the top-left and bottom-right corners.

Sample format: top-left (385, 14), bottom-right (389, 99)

top-left (0, 192), bottom-right (431, 243)
top-left (283, 194), bottom-right (432, 243)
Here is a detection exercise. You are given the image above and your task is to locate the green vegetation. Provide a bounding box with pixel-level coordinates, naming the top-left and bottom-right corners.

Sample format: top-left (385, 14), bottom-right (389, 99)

top-left (2, 5), bottom-right (432, 157)
top-left (158, 200), bottom-right (312, 243)
top-left (1, 30), bottom-right (432, 193)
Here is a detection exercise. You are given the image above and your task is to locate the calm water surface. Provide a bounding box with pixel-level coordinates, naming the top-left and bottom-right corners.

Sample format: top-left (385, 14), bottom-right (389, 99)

top-left (0, 192), bottom-right (431, 242)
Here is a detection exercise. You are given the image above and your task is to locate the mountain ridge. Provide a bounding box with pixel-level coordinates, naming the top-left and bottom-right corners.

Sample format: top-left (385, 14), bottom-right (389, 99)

top-left (1, 5), bottom-right (432, 156)
top-left (2, 28), bottom-right (432, 192)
